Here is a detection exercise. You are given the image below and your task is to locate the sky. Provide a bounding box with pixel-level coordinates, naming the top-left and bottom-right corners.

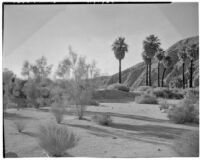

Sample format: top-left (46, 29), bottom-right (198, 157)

top-left (3, 3), bottom-right (199, 78)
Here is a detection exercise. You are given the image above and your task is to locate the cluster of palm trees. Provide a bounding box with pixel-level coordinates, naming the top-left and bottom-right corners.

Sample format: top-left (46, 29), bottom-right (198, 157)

top-left (112, 35), bottom-right (198, 89)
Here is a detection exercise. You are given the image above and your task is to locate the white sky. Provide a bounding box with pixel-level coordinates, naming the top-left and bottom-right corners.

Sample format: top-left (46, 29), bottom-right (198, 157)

top-left (3, 3), bottom-right (198, 78)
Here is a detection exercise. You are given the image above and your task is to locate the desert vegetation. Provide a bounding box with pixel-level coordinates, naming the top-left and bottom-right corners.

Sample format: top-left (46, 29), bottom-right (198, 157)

top-left (3, 35), bottom-right (199, 158)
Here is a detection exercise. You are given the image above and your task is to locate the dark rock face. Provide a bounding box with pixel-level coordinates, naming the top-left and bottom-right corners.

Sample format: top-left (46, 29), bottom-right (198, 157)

top-left (105, 36), bottom-right (199, 90)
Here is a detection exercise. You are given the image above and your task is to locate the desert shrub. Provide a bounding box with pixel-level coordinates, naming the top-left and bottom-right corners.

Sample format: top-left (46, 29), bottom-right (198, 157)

top-left (194, 76), bottom-right (199, 87)
top-left (88, 99), bottom-right (99, 106)
top-left (38, 123), bottom-right (79, 157)
top-left (174, 131), bottom-right (199, 157)
top-left (92, 114), bottom-right (112, 126)
top-left (184, 88), bottom-right (199, 104)
top-left (169, 77), bottom-right (183, 88)
top-left (51, 102), bottom-right (65, 124)
top-left (159, 100), bottom-right (170, 112)
top-left (152, 87), bottom-right (183, 99)
top-left (14, 120), bottom-right (26, 133)
top-left (135, 93), bottom-right (158, 104)
top-left (107, 83), bottom-right (130, 92)
top-left (168, 99), bottom-right (199, 124)
top-left (135, 86), bottom-right (153, 92)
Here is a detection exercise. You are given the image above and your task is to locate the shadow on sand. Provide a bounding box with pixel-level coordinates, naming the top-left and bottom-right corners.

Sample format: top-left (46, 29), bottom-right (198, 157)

top-left (4, 112), bottom-right (35, 120)
top-left (67, 122), bottom-right (191, 145)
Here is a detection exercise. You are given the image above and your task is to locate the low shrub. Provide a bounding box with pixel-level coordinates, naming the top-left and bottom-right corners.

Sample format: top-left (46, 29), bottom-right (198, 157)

top-left (14, 120), bottom-right (26, 133)
top-left (184, 88), bottom-right (199, 104)
top-left (51, 102), bottom-right (65, 124)
top-left (135, 86), bottom-right (152, 92)
top-left (135, 93), bottom-right (158, 104)
top-left (174, 131), bottom-right (199, 157)
top-left (107, 83), bottom-right (130, 92)
top-left (38, 123), bottom-right (79, 157)
top-left (88, 99), bottom-right (99, 106)
top-left (159, 101), bottom-right (170, 112)
top-left (152, 88), bottom-right (183, 99)
top-left (168, 99), bottom-right (199, 124)
top-left (92, 114), bottom-right (112, 126)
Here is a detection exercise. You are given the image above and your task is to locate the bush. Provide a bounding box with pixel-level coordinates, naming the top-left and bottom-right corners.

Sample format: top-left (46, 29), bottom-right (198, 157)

top-left (135, 86), bottom-right (153, 92)
top-left (14, 120), bottom-right (26, 133)
top-left (88, 99), bottom-right (99, 106)
top-left (107, 83), bottom-right (130, 92)
top-left (135, 93), bottom-right (158, 104)
top-left (174, 131), bottom-right (199, 157)
top-left (194, 76), bottom-right (199, 87)
top-left (159, 101), bottom-right (170, 112)
top-left (169, 77), bottom-right (183, 88)
top-left (38, 123), bottom-right (79, 157)
top-left (51, 102), bottom-right (65, 124)
top-left (184, 88), bottom-right (199, 104)
top-left (92, 114), bottom-right (112, 126)
top-left (168, 99), bottom-right (199, 124)
top-left (152, 87), bottom-right (183, 99)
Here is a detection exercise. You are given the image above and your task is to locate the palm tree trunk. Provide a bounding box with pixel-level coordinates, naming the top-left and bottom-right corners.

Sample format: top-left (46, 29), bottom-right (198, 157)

top-left (161, 68), bottom-right (166, 87)
top-left (157, 62), bottom-right (160, 87)
top-left (182, 62), bottom-right (185, 89)
top-left (146, 64), bottom-right (148, 86)
top-left (119, 59), bottom-right (121, 84)
top-left (189, 59), bottom-right (193, 88)
top-left (149, 59), bottom-right (151, 86)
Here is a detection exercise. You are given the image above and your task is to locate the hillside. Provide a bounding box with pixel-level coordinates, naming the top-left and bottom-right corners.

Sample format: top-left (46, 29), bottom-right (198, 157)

top-left (104, 36), bottom-right (199, 90)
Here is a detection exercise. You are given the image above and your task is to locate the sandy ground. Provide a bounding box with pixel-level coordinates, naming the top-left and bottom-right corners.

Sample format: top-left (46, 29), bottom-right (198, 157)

top-left (4, 100), bottom-right (199, 158)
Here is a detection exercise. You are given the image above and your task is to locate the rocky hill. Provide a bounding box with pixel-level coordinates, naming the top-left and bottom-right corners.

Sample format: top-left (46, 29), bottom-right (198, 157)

top-left (103, 36), bottom-right (199, 90)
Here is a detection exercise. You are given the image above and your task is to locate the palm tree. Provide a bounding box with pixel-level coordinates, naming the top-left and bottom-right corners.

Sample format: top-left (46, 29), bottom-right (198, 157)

top-left (143, 35), bottom-right (160, 86)
top-left (155, 48), bottom-right (164, 87)
top-left (142, 51), bottom-right (151, 86)
top-left (178, 46), bottom-right (188, 89)
top-left (187, 44), bottom-right (199, 88)
top-left (161, 56), bottom-right (172, 87)
top-left (112, 37), bottom-right (128, 83)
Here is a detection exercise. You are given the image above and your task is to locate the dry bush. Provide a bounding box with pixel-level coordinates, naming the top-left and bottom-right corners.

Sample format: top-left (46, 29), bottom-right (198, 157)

top-left (174, 131), bottom-right (199, 157)
top-left (38, 123), bottom-right (79, 157)
top-left (159, 100), bottom-right (170, 112)
top-left (135, 92), bottom-right (158, 104)
top-left (184, 88), bottom-right (199, 104)
top-left (107, 83), bottom-right (130, 92)
top-left (14, 120), bottom-right (26, 133)
top-left (50, 102), bottom-right (65, 124)
top-left (92, 114), bottom-right (112, 126)
top-left (135, 86), bottom-right (153, 92)
top-left (168, 99), bottom-right (199, 124)
top-left (152, 87), bottom-right (183, 99)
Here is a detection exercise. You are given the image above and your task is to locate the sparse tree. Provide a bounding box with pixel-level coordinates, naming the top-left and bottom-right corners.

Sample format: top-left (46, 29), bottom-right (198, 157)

top-left (56, 58), bottom-right (71, 79)
top-left (161, 56), bottom-right (172, 87)
top-left (143, 35), bottom-right (160, 86)
top-left (21, 60), bottom-right (31, 79)
top-left (155, 48), bottom-right (164, 87)
top-left (31, 56), bottom-right (53, 81)
top-left (187, 44), bottom-right (199, 88)
top-left (178, 46), bottom-right (188, 89)
top-left (142, 51), bottom-right (150, 86)
top-left (112, 37), bottom-right (128, 84)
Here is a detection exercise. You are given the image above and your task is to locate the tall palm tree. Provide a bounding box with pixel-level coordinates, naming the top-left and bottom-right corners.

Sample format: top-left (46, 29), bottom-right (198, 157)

top-left (155, 48), bottom-right (164, 87)
top-left (142, 51), bottom-right (151, 86)
top-left (178, 46), bottom-right (188, 89)
top-left (161, 56), bottom-right (172, 87)
top-left (143, 35), bottom-right (160, 86)
top-left (112, 37), bottom-right (128, 83)
top-left (187, 44), bottom-right (199, 88)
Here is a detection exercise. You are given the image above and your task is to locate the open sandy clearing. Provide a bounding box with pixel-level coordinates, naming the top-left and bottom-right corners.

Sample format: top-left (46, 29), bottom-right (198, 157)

top-left (4, 101), bottom-right (198, 158)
